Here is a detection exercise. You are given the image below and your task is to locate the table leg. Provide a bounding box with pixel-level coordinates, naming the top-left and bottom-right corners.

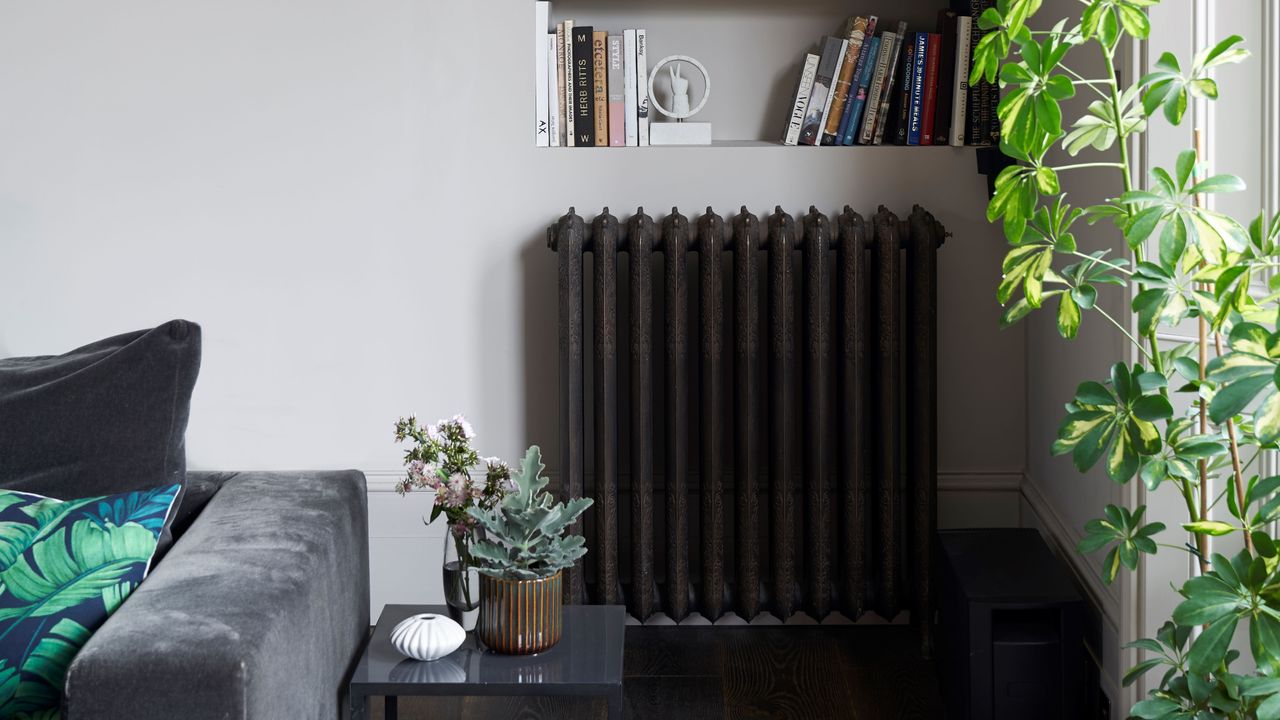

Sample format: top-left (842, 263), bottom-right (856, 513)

top-left (385, 696), bottom-right (398, 720)
top-left (607, 686), bottom-right (623, 720)
top-left (349, 691), bottom-right (368, 720)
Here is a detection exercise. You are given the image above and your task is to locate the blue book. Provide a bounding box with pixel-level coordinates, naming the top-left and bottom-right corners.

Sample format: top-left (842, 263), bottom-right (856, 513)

top-left (841, 36), bottom-right (881, 145)
top-left (907, 32), bottom-right (929, 145)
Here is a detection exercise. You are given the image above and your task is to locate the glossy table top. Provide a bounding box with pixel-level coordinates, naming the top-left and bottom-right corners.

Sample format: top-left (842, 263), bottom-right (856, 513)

top-left (350, 604), bottom-right (626, 695)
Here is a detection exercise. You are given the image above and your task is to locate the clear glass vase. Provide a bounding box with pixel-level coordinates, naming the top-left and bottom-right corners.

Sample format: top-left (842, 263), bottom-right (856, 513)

top-left (442, 524), bottom-right (480, 631)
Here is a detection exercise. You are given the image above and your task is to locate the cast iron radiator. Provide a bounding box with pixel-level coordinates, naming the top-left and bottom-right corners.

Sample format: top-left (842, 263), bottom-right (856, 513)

top-left (547, 204), bottom-right (945, 648)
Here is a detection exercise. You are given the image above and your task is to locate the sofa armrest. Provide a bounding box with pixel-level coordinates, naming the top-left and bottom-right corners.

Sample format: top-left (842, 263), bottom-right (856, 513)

top-left (64, 471), bottom-right (370, 720)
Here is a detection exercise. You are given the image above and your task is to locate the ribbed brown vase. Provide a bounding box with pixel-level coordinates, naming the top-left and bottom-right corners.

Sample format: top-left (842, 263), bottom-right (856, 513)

top-left (477, 571), bottom-right (563, 654)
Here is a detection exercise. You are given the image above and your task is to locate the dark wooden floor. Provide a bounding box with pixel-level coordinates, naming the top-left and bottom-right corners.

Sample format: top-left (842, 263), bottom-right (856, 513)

top-left (367, 625), bottom-right (947, 720)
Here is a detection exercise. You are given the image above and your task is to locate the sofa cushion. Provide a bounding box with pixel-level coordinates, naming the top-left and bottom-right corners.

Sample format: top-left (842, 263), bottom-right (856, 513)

top-left (0, 483), bottom-right (181, 717)
top-left (0, 320), bottom-right (201, 549)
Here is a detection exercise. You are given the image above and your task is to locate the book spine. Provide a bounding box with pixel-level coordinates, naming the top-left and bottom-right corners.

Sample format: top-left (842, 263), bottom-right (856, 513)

top-left (839, 15), bottom-right (880, 144)
top-left (534, 2), bottom-right (550, 147)
top-left (932, 11), bottom-right (957, 146)
top-left (871, 21), bottom-right (909, 145)
top-left (548, 35), bottom-right (561, 147)
top-left (823, 17), bottom-right (868, 146)
top-left (563, 20), bottom-right (575, 146)
top-left (986, 68), bottom-right (1001, 145)
top-left (919, 33), bottom-right (942, 146)
top-left (636, 29), bottom-right (650, 146)
top-left (965, 0), bottom-right (983, 145)
top-left (857, 32), bottom-right (894, 144)
top-left (592, 31), bottom-right (608, 147)
top-left (817, 39), bottom-right (849, 143)
top-left (907, 33), bottom-right (928, 145)
top-left (623, 30), bottom-right (638, 146)
top-left (607, 36), bottom-right (625, 147)
top-left (573, 26), bottom-right (594, 147)
top-left (784, 53), bottom-right (820, 146)
top-left (950, 16), bottom-right (971, 146)
top-left (892, 34), bottom-right (917, 145)
top-left (800, 37), bottom-right (845, 146)
top-left (839, 35), bottom-right (880, 144)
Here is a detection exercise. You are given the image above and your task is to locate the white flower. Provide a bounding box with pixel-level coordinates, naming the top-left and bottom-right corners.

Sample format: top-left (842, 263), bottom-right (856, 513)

top-left (426, 422), bottom-right (444, 443)
top-left (453, 414), bottom-right (475, 439)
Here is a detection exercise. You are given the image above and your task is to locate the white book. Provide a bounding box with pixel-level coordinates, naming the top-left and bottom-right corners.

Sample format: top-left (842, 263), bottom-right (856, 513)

top-left (815, 39), bottom-right (849, 144)
top-left (564, 19), bottom-right (575, 146)
top-left (859, 31), bottom-right (897, 144)
top-left (635, 28), bottom-right (650, 146)
top-left (783, 54), bottom-right (820, 145)
top-left (873, 22), bottom-right (909, 145)
top-left (950, 15), bottom-right (972, 147)
top-left (534, 2), bottom-right (551, 147)
top-left (547, 35), bottom-right (561, 146)
top-left (623, 29), bottom-right (639, 147)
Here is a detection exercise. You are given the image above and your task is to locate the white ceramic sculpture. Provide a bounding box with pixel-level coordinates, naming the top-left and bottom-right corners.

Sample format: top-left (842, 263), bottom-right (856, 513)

top-left (390, 613), bottom-right (465, 662)
top-left (647, 55), bottom-right (712, 145)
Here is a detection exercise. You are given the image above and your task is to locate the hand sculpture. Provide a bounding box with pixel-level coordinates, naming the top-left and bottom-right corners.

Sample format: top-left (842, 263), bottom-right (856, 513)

top-left (669, 63), bottom-right (691, 119)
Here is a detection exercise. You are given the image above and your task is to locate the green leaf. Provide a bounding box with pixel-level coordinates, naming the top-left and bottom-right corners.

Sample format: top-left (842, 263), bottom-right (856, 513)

top-left (1057, 292), bottom-right (1081, 338)
top-left (1131, 697), bottom-right (1180, 719)
top-left (1188, 614), bottom-right (1238, 674)
top-left (1182, 520), bottom-right (1236, 537)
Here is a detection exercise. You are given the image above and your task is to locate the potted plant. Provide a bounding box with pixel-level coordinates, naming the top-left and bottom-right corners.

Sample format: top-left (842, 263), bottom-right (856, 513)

top-left (466, 446), bottom-right (593, 654)
top-left (394, 414), bottom-right (512, 630)
top-left (978, 0), bottom-right (1280, 715)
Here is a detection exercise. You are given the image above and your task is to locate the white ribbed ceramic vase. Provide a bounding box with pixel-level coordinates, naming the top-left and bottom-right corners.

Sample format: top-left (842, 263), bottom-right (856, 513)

top-left (390, 613), bottom-right (465, 662)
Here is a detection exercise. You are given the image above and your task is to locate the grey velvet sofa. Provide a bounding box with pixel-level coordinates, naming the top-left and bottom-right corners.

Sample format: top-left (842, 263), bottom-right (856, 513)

top-left (62, 469), bottom-right (370, 720)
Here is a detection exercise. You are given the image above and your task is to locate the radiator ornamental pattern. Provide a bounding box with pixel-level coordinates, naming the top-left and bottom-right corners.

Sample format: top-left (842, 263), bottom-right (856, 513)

top-left (548, 204), bottom-right (944, 653)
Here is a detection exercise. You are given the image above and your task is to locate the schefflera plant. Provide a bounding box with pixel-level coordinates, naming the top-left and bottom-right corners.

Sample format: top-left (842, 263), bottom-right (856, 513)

top-left (977, 0), bottom-right (1280, 717)
top-left (467, 446), bottom-right (593, 580)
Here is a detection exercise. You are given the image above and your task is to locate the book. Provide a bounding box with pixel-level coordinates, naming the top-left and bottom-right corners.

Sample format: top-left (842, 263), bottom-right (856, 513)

top-left (953, 0), bottom-right (986, 145)
top-left (891, 34), bottom-right (917, 145)
top-left (608, 36), bottom-right (625, 147)
top-left (823, 16), bottom-right (869, 146)
top-left (548, 35), bottom-right (561, 147)
top-left (865, 22), bottom-right (908, 145)
top-left (932, 11), bottom-right (958, 146)
top-left (841, 30), bottom-right (881, 145)
top-left (572, 25), bottom-right (595, 147)
top-left (800, 36), bottom-right (847, 146)
top-left (592, 31), bottom-right (609, 147)
top-left (837, 15), bottom-right (879, 144)
top-left (907, 33), bottom-right (928, 145)
top-left (623, 30), bottom-right (639, 146)
top-left (563, 20), bottom-right (575, 146)
top-left (534, 2), bottom-right (550, 147)
top-left (636, 29), bottom-right (650, 146)
top-left (783, 53), bottom-right (820, 145)
top-left (950, 15), bottom-right (972, 146)
top-left (856, 31), bottom-right (894, 144)
top-left (919, 32), bottom-right (942, 146)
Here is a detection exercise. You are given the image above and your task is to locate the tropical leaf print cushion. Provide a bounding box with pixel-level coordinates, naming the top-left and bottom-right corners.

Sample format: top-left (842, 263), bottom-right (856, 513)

top-left (0, 484), bottom-right (180, 718)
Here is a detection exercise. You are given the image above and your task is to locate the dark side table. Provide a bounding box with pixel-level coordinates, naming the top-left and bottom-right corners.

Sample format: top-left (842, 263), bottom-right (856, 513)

top-left (349, 603), bottom-right (626, 720)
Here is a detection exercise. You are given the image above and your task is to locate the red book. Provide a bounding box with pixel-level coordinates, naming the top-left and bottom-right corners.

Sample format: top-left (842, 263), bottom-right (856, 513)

top-left (919, 33), bottom-right (943, 146)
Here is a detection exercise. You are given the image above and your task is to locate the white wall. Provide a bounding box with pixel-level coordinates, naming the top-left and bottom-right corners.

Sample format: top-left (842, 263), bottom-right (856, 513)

top-left (0, 0), bottom-right (1023, 616)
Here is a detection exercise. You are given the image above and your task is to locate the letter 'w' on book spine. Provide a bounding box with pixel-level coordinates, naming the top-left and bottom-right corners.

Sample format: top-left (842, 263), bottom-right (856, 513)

top-left (784, 54), bottom-right (820, 146)
top-left (623, 30), bottom-right (638, 146)
top-left (608, 36), bottom-right (625, 147)
top-left (823, 16), bottom-right (867, 146)
top-left (563, 20), bottom-right (575, 146)
top-left (857, 32), bottom-right (895, 144)
top-left (950, 15), bottom-right (971, 146)
top-left (635, 29), bottom-right (650, 146)
top-left (548, 36), bottom-right (560, 146)
top-left (592, 31), bottom-right (609, 146)
top-left (572, 25), bottom-right (595, 147)
top-left (534, 1), bottom-right (550, 147)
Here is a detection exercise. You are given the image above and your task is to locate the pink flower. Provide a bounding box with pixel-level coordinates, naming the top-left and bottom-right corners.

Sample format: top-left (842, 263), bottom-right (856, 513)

top-left (452, 414), bottom-right (476, 439)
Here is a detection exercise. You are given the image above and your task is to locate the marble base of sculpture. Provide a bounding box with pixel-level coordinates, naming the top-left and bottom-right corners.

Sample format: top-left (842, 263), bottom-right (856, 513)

top-left (649, 122), bottom-right (712, 146)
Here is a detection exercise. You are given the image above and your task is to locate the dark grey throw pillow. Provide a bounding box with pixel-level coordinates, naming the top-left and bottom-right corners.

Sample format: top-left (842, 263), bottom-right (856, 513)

top-left (0, 320), bottom-right (201, 549)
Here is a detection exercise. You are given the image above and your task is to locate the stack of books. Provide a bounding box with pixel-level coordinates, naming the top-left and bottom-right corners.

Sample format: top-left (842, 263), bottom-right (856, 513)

top-left (783, 3), bottom-right (1000, 147)
top-left (534, 1), bottom-right (652, 148)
